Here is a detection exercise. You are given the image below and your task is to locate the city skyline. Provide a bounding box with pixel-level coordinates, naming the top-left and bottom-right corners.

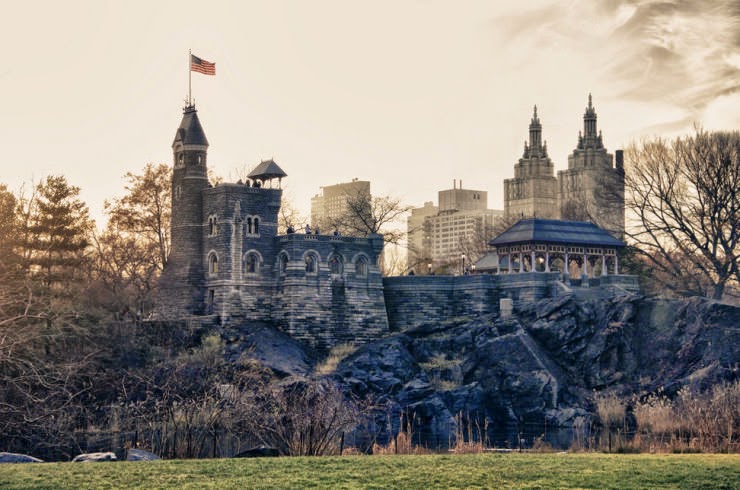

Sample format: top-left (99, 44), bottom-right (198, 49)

top-left (2, 1), bottom-right (738, 226)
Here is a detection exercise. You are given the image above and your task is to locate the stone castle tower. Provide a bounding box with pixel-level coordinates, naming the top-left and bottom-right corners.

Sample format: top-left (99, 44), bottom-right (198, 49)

top-left (155, 105), bottom-right (389, 350)
top-left (503, 96), bottom-right (625, 237)
top-left (503, 106), bottom-right (558, 220)
top-left (164, 106), bottom-right (210, 314)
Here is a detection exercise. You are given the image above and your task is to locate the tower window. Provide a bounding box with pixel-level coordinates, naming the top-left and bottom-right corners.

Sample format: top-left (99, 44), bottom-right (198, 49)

top-left (278, 252), bottom-right (289, 275)
top-left (243, 251), bottom-right (260, 274)
top-left (208, 252), bottom-right (219, 274)
top-left (246, 215), bottom-right (261, 236)
top-left (208, 215), bottom-right (218, 236)
top-left (355, 256), bottom-right (368, 277)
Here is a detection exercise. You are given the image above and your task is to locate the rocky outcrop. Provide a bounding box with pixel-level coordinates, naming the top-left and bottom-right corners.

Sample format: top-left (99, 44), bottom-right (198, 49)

top-left (0, 452), bottom-right (43, 463)
top-left (126, 449), bottom-right (160, 461)
top-left (72, 452), bottom-right (117, 462)
top-left (240, 293), bottom-right (739, 448)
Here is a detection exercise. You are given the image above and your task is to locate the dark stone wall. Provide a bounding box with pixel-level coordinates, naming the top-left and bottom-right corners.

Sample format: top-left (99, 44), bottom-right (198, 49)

top-left (201, 184), bottom-right (282, 321)
top-left (156, 146), bottom-right (209, 317)
top-left (383, 273), bottom-right (562, 331)
top-left (271, 234), bottom-right (388, 351)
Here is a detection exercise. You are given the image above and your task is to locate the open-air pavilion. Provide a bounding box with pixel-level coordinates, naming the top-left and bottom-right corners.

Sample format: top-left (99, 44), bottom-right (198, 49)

top-left (481, 218), bottom-right (625, 282)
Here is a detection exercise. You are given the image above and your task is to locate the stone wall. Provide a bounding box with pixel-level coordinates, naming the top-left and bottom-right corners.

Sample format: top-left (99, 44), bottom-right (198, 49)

top-left (201, 184), bottom-right (282, 321)
top-left (383, 272), bottom-right (562, 331)
top-left (270, 233), bottom-right (389, 351)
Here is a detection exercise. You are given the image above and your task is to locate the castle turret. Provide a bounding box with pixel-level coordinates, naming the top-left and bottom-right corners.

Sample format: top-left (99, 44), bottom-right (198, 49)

top-left (157, 105), bottom-right (211, 316)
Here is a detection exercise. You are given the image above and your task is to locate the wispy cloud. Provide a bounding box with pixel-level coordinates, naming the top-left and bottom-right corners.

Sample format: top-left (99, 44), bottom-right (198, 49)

top-left (494, 0), bottom-right (740, 133)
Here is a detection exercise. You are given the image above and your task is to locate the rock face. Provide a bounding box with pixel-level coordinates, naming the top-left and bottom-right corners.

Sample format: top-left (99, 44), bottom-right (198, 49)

top-left (362, 293), bottom-right (739, 445)
top-left (0, 452), bottom-right (43, 463)
top-left (242, 293), bottom-right (739, 448)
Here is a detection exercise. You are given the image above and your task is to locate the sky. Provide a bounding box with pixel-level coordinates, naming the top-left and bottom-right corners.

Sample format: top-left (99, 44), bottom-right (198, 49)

top-left (2, 0), bottom-right (739, 227)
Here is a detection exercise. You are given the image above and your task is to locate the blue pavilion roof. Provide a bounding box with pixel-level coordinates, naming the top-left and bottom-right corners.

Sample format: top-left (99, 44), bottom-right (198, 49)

top-left (489, 218), bottom-right (624, 248)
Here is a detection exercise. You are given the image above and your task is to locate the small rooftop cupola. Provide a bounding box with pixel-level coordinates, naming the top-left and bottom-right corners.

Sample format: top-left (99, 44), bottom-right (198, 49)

top-left (247, 158), bottom-right (288, 188)
top-left (580, 93), bottom-right (603, 150)
top-left (524, 105), bottom-right (548, 158)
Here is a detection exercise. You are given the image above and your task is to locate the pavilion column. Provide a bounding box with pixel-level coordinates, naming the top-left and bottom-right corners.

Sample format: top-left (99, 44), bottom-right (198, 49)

top-left (545, 251), bottom-right (550, 272)
top-left (518, 252), bottom-right (523, 273)
top-left (582, 254), bottom-right (588, 279)
top-left (507, 253), bottom-right (512, 274)
top-left (601, 254), bottom-right (607, 276)
top-left (564, 252), bottom-right (569, 282)
top-left (614, 254), bottom-right (619, 275)
top-left (531, 250), bottom-right (536, 273)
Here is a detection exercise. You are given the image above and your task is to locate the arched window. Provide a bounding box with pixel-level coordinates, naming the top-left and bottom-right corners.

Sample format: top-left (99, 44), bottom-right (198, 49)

top-left (305, 253), bottom-right (317, 274)
top-left (278, 252), bottom-right (289, 274)
top-left (355, 256), bottom-right (368, 277)
top-left (245, 216), bottom-right (261, 236)
top-left (243, 252), bottom-right (260, 274)
top-left (208, 215), bottom-right (218, 236)
top-left (208, 252), bottom-right (219, 274)
top-left (329, 255), bottom-right (343, 274)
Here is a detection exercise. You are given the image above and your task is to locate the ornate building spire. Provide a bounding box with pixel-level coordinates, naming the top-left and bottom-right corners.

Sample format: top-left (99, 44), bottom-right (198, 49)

top-left (526, 105), bottom-right (547, 157)
top-left (582, 93), bottom-right (600, 147)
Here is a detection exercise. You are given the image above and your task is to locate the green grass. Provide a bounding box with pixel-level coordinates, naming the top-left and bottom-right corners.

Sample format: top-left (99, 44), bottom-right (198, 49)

top-left (0, 453), bottom-right (738, 489)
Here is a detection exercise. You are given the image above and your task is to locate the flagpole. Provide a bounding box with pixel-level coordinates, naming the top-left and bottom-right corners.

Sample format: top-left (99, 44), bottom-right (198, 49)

top-left (188, 49), bottom-right (192, 107)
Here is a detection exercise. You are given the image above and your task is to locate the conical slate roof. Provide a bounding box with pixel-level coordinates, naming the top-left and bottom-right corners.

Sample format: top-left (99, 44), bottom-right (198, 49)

top-left (172, 106), bottom-right (209, 147)
top-left (247, 159), bottom-right (287, 180)
top-left (489, 218), bottom-right (624, 248)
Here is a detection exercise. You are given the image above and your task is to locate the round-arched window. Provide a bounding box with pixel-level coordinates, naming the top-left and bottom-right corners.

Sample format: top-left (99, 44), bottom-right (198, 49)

top-left (278, 253), bottom-right (289, 274)
top-left (208, 252), bottom-right (219, 274)
top-left (305, 253), bottom-right (318, 274)
top-left (243, 252), bottom-right (260, 274)
top-left (329, 255), bottom-right (343, 274)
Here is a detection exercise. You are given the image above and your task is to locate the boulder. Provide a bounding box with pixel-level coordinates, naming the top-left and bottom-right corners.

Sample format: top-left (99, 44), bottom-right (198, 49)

top-left (126, 449), bottom-right (160, 461)
top-left (0, 452), bottom-right (43, 463)
top-left (233, 446), bottom-right (279, 458)
top-left (72, 452), bottom-right (117, 462)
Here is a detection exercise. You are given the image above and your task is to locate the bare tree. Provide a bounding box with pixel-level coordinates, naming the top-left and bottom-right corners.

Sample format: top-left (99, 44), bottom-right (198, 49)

top-left (322, 192), bottom-right (411, 276)
top-left (243, 376), bottom-right (367, 456)
top-left (325, 192), bottom-right (411, 243)
top-left (105, 163), bottom-right (171, 270)
top-left (624, 129), bottom-right (740, 299)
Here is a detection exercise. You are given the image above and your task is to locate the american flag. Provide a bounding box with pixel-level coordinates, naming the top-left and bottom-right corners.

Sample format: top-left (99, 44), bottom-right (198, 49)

top-left (191, 54), bottom-right (216, 75)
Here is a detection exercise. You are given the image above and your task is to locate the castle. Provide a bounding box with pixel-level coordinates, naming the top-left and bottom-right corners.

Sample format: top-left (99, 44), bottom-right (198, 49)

top-left (155, 106), bottom-right (390, 349)
top-left (156, 101), bottom-right (637, 351)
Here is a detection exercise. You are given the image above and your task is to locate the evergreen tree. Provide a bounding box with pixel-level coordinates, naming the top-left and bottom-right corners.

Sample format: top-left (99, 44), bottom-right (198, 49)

top-left (25, 175), bottom-right (93, 286)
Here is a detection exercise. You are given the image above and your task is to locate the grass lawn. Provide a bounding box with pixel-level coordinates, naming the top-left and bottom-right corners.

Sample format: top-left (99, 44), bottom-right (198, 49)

top-left (0, 453), bottom-right (738, 489)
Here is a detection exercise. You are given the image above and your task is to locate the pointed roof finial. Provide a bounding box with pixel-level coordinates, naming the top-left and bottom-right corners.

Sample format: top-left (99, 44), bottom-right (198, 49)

top-left (588, 93), bottom-right (592, 109)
